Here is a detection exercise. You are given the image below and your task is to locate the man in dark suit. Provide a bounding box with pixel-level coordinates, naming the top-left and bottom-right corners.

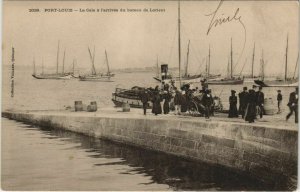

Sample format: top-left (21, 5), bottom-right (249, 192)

top-left (286, 87), bottom-right (298, 123)
top-left (229, 90), bottom-right (239, 118)
top-left (202, 89), bottom-right (214, 119)
top-left (256, 86), bottom-right (265, 118)
top-left (238, 87), bottom-right (248, 118)
top-left (140, 90), bottom-right (149, 115)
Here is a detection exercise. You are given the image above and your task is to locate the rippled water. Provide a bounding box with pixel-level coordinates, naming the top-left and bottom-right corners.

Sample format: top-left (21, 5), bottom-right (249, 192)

top-left (2, 118), bottom-right (282, 191)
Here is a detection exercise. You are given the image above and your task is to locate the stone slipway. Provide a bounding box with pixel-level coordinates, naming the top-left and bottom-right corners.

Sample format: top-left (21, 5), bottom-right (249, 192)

top-left (2, 109), bottom-right (298, 183)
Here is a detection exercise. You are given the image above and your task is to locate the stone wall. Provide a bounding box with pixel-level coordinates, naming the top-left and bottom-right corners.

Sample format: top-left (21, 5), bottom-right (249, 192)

top-left (2, 111), bottom-right (297, 183)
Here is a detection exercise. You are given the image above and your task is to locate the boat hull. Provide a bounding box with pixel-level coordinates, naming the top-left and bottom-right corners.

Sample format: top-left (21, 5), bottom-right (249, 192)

top-left (112, 93), bottom-right (152, 109)
top-left (207, 79), bottom-right (244, 85)
top-left (32, 74), bottom-right (72, 80)
top-left (79, 75), bottom-right (114, 82)
top-left (153, 74), bottom-right (221, 83)
top-left (254, 79), bottom-right (298, 87)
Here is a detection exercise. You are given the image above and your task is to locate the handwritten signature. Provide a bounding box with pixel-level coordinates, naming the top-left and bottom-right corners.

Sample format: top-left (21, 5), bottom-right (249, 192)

top-left (205, 0), bottom-right (246, 35)
top-left (205, 0), bottom-right (247, 70)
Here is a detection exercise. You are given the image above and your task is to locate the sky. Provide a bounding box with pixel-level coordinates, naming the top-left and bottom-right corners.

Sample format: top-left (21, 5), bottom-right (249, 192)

top-left (3, 0), bottom-right (299, 77)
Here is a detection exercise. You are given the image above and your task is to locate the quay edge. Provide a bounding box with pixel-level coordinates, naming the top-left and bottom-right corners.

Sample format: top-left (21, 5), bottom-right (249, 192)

top-left (2, 110), bottom-right (297, 185)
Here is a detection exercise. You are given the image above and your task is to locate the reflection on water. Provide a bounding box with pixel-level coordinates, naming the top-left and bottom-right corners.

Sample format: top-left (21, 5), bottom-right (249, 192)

top-left (2, 118), bottom-right (287, 191)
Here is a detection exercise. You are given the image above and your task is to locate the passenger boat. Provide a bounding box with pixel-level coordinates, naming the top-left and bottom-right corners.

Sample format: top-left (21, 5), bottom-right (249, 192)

top-left (79, 48), bottom-right (114, 82)
top-left (112, 86), bottom-right (152, 108)
top-left (254, 35), bottom-right (298, 87)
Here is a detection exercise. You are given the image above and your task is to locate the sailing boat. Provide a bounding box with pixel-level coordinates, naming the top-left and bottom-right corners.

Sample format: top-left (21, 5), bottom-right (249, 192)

top-left (243, 43), bottom-right (260, 83)
top-left (79, 47), bottom-right (114, 82)
top-left (202, 45), bottom-right (221, 80)
top-left (254, 35), bottom-right (298, 87)
top-left (153, 41), bottom-right (204, 83)
top-left (32, 41), bottom-right (72, 80)
top-left (207, 38), bottom-right (244, 85)
top-left (153, 3), bottom-right (220, 84)
top-left (71, 59), bottom-right (80, 78)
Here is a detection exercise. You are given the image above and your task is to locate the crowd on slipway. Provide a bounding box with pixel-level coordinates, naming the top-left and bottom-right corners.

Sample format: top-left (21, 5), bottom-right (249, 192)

top-left (139, 80), bottom-right (298, 124)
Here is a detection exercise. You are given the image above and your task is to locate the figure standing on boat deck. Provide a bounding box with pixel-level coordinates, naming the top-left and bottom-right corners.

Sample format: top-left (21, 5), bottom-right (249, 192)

top-left (286, 87), bottom-right (298, 123)
top-left (152, 86), bottom-right (162, 115)
top-left (256, 86), bottom-right (265, 118)
top-left (202, 89), bottom-right (213, 119)
top-left (228, 90), bottom-right (238, 118)
top-left (238, 87), bottom-right (248, 118)
top-left (174, 88), bottom-right (182, 115)
top-left (245, 89), bottom-right (256, 123)
top-left (140, 90), bottom-right (149, 115)
top-left (277, 90), bottom-right (283, 114)
top-left (200, 79), bottom-right (208, 92)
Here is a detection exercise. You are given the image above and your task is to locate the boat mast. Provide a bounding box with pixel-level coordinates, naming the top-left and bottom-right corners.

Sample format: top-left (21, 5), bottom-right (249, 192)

top-left (72, 59), bottom-right (75, 75)
top-left (62, 48), bottom-right (66, 74)
top-left (156, 55), bottom-right (159, 78)
top-left (93, 46), bottom-right (96, 75)
top-left (208, 44), bottom-right (211, 78)
top-left (285, 34), bottom-right (288, 81)
top-left (42, 58), bottom-right (44, 75)
top-left (261, 49), bottom-right (264, 81)
top-left (56, 41), bottom-right (60, 74)
top-left (227, 56), bottom-right (230, 78)
top-left (88, 46), bottom-right (96, 75)
top-left (251, 43), bottom-right (255, 78)
top-left (184, 40), bottom-right (190, 77)
top-left (33, 57), bottom-right (36, 75)
top-left (178, 0), bottom-right (182, 86)
top-left (230, 38), bottom-right (233, 78)
top-left (205, 57), bottom-right (208, 77)
top-left (105, 50), bottom-right (110, 75)
top-left (293, 52), bottom-right (299, 79)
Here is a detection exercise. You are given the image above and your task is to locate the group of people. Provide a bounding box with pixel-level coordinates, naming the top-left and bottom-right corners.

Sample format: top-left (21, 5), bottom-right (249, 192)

top-left (228, 85), bottom-right (265, 123)
top-left (228, 85), bottom-right (298, 123)
top-left (140, 82), bottom-right (175, 116)
top-left (140, 80), bottom-right (299, 124)
top-left (139, 80), bottom-right (216, 118)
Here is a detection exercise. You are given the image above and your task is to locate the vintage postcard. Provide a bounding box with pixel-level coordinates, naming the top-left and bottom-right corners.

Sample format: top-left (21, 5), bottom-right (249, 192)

top-left (1, 0), bottom-right (299, 191)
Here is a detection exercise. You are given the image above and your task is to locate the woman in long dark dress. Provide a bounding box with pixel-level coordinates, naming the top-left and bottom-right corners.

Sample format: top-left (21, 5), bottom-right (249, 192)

top-left (228, 90), bottom-right (239, 118)
top-left (245, 89), bottom-right (257, 123)
top-left (152, 88), bottom-right (162, 115)
top-left (163, 91), bottom-right (171, 114)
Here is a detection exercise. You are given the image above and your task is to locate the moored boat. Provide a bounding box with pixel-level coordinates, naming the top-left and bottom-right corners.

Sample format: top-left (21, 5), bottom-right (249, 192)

top-left (207, 77), bottom-right (244, 85)
top-left (254, 35), bottom-right (298, 87)
top-left (254, 78), bottom-right (298, 87)
top-left (79, 74), bottom-right (113, 82)
top-left (79, 48), bottom-right (114, 82)
top-left (112, 86), bottom-right (152, 108)
top-left (32, 73), bottom-right (72, 80)
top-left (207, 38), bottom-right (244, 85)
top-left (32, 41), bottom-right (73, 80)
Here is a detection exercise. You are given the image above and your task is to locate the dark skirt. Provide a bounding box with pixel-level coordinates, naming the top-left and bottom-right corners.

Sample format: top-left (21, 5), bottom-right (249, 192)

top-left (245, 103), bottom-right (256, 122)
top-left (152, 101), bottom-right (162, 115)
top-left (163, 100), bottom-right (170, 114)
top-left (228, 104), bottom-right (239, 118)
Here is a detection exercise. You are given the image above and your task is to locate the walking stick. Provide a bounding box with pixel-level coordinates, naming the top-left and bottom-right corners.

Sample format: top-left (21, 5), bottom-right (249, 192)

top-left (243, 104), bottom-right (249, 121)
